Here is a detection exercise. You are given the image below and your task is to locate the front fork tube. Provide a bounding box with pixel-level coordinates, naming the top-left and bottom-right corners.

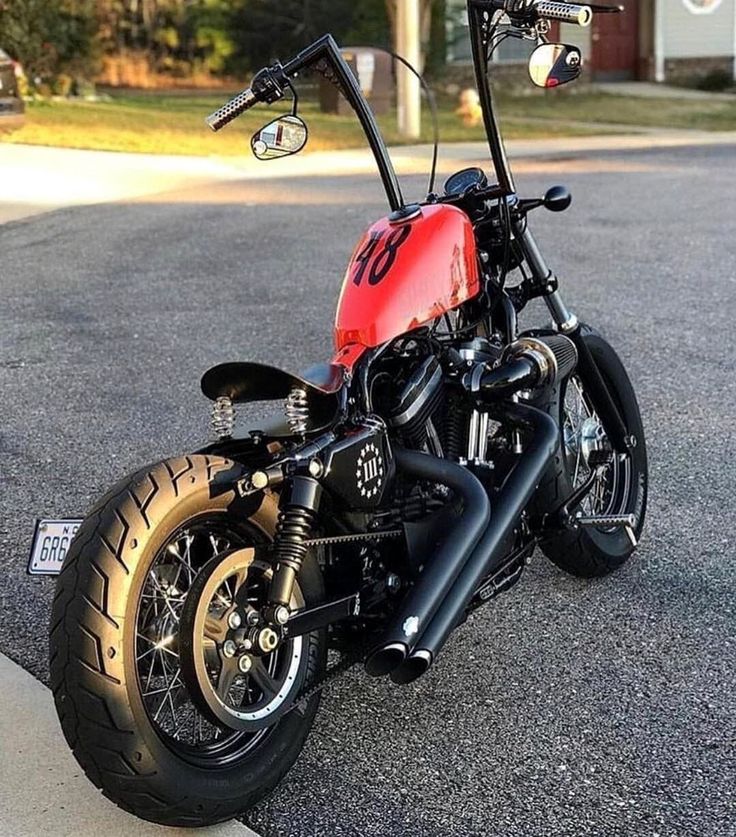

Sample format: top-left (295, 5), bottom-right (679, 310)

top-left (516, 224), bottom-right (631, 454)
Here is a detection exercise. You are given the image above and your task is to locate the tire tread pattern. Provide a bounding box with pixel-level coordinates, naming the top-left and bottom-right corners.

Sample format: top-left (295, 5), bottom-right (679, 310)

top-left (49, 455), bottom-right (320, 826)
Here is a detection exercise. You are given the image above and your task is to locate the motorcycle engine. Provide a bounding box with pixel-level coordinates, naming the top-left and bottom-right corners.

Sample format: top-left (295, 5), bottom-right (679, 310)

top-left (386, 355), bottom-right (444, 451)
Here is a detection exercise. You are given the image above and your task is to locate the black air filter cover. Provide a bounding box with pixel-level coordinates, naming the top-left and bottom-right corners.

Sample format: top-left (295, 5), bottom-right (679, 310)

top-left (389, 356), bottom-right (444, 443)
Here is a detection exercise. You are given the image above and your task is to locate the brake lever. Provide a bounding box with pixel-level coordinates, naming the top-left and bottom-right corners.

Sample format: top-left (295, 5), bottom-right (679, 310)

top-left (586, 3), bottom-right (624, 11)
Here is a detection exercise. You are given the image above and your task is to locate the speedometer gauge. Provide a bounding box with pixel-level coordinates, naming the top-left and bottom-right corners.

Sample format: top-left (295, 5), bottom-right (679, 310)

top-left (443, 167), bottom-right (488, 197)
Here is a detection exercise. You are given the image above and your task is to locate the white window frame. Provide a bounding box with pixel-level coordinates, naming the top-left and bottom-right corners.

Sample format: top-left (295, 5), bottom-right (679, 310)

top-left (681, 0), bottom-right (724, 13)
top-left (446, 6), bottom-right (532, 65)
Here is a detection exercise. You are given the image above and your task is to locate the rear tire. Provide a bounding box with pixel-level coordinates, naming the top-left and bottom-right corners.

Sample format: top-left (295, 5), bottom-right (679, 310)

top-left (535, 325), bottom-right (648, 578)
top-left (49, 454), bottom-right (326, 827)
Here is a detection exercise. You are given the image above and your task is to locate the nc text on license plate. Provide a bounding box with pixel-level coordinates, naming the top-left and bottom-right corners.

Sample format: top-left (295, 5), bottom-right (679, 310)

top-left (28, 519), bottom-right (83, 576)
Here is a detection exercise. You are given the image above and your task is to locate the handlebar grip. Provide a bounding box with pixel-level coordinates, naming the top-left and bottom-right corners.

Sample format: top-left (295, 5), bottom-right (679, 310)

top-left (205, 87), bottom-right (258, 132)
top-left (533, 1), bottom-right (593, 25)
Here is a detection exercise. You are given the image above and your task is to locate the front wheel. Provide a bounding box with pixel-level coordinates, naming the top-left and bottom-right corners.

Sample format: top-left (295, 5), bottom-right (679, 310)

top-left (49, 455), bottom-right (326, 827)
top-left (536, 325), bottom-right (648, 578)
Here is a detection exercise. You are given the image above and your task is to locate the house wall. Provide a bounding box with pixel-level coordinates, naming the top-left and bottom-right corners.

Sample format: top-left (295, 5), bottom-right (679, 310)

top-left (560, 22), bottom-right (591, 60)
top-left (662, 0), bottom-right (734, 59)
top-left (659, 0), bottom-right (736, 82)
top-left (443, 1), bottom-right (736, 83)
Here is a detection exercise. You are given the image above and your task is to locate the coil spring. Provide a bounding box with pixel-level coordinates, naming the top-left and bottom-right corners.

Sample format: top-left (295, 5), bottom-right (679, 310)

top-left (284, 386), bottom-right (309, 435)
top-left (211, 396), bottom-right (235, 439)
top-left (273, 505), bottom-right (316, 573)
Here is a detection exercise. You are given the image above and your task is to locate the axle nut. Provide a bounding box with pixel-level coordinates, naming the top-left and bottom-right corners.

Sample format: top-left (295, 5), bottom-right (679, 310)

top-left (273, 605), bottom-right (290, 626)
top-left (258, 628), bottom-right (279, 654)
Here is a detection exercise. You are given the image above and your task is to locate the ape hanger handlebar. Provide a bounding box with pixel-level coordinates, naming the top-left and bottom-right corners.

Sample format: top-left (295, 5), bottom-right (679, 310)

top-left (206, 2), bottom-right (623, 207)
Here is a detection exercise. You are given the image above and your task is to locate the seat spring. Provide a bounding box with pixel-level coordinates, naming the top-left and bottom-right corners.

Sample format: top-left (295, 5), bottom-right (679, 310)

top-left (285, 386), bottom-right (309, 435)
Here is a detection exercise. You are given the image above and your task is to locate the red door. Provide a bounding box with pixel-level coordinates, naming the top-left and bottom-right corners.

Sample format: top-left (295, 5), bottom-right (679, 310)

top-left (591, 0), bottom-right (640, 80)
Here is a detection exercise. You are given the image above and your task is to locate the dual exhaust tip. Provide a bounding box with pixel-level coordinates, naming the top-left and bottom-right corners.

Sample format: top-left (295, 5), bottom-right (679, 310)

top-left (365, 642), bottom-right (433, 684)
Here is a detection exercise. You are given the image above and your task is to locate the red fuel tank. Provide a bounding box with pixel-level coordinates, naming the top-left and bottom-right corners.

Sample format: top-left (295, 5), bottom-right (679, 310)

top-left (334, 204), bottom-right (480, 358)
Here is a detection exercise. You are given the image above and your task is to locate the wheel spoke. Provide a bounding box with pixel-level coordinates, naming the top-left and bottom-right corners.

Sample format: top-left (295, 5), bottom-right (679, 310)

top-left (136, 645), bottom-right (156, 663)
top-left (168, 691), bottom-right (182, 739)
top-left (249, 660), bottom-right (279, 699)
top-left (153, 666), bottom-right (182, 722)
top-left (232, 567), bottom-right (250, 596)
top-left (204, 612), bottom-right (228, 643)
top-left (572, 440), bottom-right (583, 488)
top-left (135, 518), bottom-right (273, 754)
top-left (561, 376), bottom-right (634, 527)
top-left (209, 534), bottom-right (230, 556)
top-left (217, 658), bottom-right (239, 700)
top-left (167, 536), bottom-right (195, 587)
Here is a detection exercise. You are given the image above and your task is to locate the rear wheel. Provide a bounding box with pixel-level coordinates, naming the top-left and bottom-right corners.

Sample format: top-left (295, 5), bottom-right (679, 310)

top-left (536, 326), bottom-right (648, 577)
top-left (49, 455), bottom-right (326, 827)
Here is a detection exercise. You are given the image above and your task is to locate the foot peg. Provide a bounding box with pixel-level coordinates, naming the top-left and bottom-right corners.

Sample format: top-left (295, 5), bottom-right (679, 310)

top-left (575, 513), bottom-right (638, 547)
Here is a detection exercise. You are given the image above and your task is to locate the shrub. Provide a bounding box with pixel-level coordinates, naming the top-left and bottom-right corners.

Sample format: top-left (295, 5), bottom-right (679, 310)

top-left (696, 69), bottom-right (733, 92)
top-left (52, 72), bottom-right (73, 96)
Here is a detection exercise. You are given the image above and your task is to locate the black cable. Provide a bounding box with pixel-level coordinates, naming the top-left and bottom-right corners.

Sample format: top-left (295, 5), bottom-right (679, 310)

top-left (374, 47), bottom-right (441, 198)
top-left (489, 31), bottom-right (516, 56)
top-left (498, 196), bottom-right (512, 287)
top-left (487, 10), bottom-right (534, 63)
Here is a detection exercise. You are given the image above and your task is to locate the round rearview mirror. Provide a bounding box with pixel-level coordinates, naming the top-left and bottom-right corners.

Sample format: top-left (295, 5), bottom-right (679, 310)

top-left (528, 43), bottom-right (583, 89)
top-left (251, 115), bottom-right (308, 160)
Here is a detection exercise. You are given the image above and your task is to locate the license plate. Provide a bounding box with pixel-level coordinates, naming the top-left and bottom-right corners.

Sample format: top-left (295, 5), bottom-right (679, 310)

top-left (28, 519), bottom-right (83, 576)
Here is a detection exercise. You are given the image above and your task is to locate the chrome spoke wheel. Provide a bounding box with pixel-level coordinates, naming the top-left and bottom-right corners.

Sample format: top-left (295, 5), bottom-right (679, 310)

top-left (134, 516), bottom-right (273, 764)
top-left (562, 376), bottom-right (632, 527)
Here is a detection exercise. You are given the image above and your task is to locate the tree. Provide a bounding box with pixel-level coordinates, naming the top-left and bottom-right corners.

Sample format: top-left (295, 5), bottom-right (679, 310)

top-left (229, 0), bottom-right (391, 75)
top-left (0, 0), bottom-right (97, 81)
top-left (94, 0), bottom-right (239, 79)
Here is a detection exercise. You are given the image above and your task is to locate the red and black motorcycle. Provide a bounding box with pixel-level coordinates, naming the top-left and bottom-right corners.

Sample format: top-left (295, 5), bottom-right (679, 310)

top-left (44, 0), bottom-right (647, 826)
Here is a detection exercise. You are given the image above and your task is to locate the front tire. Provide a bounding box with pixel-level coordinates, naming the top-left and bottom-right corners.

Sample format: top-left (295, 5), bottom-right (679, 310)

top-left (49, 454), bottom-right (326, 827)
top-left (536, 326), bottom-right (648, 578)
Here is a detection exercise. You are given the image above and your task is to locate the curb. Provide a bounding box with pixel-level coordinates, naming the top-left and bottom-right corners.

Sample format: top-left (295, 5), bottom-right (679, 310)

top-left (0, 653), bottom-right (258, 837)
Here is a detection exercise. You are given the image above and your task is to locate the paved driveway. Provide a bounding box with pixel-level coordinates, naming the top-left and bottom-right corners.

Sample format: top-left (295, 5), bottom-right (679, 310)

top-left (0, 144), bottom-right (734, 836)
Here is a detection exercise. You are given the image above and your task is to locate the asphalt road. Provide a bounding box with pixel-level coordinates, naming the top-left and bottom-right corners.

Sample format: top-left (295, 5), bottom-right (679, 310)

top-left (1, 144), bottom-right (735, 837)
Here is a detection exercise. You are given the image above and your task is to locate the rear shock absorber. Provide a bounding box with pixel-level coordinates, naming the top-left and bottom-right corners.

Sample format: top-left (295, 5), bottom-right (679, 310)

top-left (268, 476), bottom-right (323, 608)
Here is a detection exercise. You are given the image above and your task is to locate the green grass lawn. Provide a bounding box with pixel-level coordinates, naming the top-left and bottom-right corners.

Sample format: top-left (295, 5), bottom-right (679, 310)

top-left (2, 88), bottom-right (735, 157)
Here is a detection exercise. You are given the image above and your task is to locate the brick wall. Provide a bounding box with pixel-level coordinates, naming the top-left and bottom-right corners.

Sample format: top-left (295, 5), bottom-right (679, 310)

top-left (433, 61), bottom-right (594, 94)
top-left (664, 55), bottom-right (734, 83)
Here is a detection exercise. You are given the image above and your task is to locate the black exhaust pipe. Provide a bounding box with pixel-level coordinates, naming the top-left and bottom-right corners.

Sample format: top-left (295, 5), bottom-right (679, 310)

top-left (364, 449), bottom-right (491, 677)
top-left (390, 403), bottom-right (558, 685)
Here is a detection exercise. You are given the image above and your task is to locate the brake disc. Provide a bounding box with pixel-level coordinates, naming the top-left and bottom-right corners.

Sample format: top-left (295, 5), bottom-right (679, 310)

top-left (178, 548), bottom-right (305, 732)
